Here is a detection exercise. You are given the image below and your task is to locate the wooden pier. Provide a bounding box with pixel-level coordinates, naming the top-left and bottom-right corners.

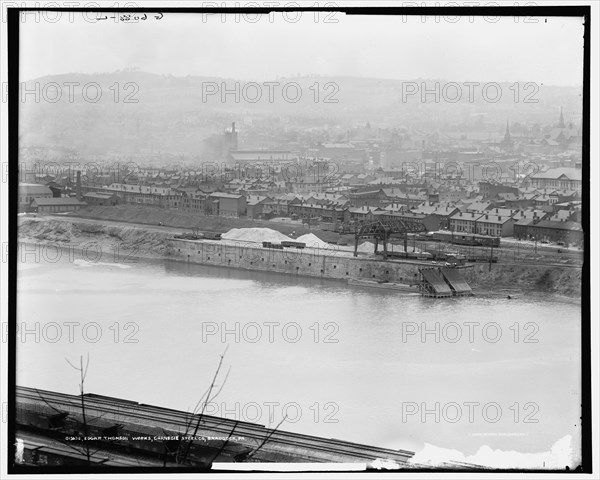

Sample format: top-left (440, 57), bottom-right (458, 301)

top-left (419, 267), bottom-right (473, 297)
top-left (419, 268), bottom-right (454, 297)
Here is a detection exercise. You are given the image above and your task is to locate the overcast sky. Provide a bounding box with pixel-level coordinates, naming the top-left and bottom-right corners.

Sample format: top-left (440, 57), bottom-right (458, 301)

top-left (19, 11), bottom-right (585, 85)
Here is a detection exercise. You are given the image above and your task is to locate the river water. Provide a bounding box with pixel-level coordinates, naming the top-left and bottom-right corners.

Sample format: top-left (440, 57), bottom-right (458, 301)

top-left (16, 250), bottom-right (582, 467)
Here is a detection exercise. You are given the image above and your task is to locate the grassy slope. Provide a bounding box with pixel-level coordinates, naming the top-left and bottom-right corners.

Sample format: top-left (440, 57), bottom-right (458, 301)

top-left (68, 205), bottom-right (355, 244)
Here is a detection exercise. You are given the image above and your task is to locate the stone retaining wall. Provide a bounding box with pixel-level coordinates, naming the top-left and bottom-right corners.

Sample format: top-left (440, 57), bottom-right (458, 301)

top-left (169, 239), bottom-right (424, 283)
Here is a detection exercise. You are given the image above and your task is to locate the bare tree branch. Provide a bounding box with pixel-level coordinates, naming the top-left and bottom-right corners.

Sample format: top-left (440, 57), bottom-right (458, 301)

top-left (208, 420), bottom-right (239, 465)
top-left (206, 366), bottom-right (231, 404)
top-left (177, 347), bottom-right (230, 465)
top-left (65, 354), bottom-right (92, 464)
top-left (245, 415), bottom-right (287, 461)
top-left (33, 388), bottom-right (77, 417)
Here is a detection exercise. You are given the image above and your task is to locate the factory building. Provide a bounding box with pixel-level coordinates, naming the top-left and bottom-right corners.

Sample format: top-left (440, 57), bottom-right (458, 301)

top-left (209, 192), bottom-right (246, 217)
top-left (18, 183), bottom-right (53, 212)
top-left (31, 197), bottom-right (86, 214)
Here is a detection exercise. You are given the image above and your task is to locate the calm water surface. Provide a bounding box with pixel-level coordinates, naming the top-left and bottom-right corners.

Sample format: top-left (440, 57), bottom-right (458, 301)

top-left (17, 252), bottom-right (581, 458)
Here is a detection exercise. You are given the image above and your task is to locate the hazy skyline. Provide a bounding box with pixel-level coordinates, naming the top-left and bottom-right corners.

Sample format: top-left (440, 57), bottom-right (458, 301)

top-left (20, 12), bottom-right (585, 86)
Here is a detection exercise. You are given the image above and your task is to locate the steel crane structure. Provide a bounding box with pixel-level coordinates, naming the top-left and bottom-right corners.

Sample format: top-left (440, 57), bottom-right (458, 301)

top-left (353, 220), bottom-right (428, 259)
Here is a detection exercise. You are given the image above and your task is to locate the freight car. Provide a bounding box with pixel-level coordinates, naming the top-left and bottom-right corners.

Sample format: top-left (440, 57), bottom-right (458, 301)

top-left (280, 241), bottom-right (306, 249)
top-left (429, 231), bottom-right (500, 248)
top-left (262, 241), bottom-right (284, 249)
top-left (201, 232), bottom-right (222, 240)
top-left (386, 251), bottom-right (433, 260)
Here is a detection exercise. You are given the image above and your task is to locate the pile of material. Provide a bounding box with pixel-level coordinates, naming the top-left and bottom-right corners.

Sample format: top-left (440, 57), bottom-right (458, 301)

top-left (222, 228), bottom-right (292, 244)
top-left (295, 233), bottom-right (332, 249)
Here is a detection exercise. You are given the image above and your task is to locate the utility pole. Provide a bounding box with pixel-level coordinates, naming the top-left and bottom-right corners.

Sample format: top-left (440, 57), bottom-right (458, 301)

top-left (382, 230), bottom-right (388, 260)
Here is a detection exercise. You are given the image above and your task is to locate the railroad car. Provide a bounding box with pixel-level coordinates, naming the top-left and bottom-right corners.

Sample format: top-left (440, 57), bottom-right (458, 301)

top-left (262, 241), bottom-right (284, 249)
top-left (430, 231), bottom-right (500, 247)
top-left (202, 232), bottom-right (222, 240)
top-left (386, 251), bottom-right (433, 260)
top-left (280, 241), bottom-right (306, 249)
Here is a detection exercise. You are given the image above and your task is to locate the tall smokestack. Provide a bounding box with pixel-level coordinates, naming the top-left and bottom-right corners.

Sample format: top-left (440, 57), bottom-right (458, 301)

top-left (76, 171), bottom-right (81, 201)
top-left (231, 122), bottom-right (238, 151)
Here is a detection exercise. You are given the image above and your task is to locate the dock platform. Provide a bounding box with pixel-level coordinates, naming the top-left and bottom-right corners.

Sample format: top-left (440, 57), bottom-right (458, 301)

top-left (440, 267), bottom-right (473, 296)
top-left (419, 267), bottom-right (473, 297)
top-left (419, 268), bottom-right (453, 297)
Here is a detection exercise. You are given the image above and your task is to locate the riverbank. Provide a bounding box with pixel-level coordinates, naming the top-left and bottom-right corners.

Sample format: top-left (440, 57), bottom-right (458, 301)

top-left (17, 217), bottom-right (582, 298)
top-left (67, 204), bottom-right (353, 244)
top-left (17, 217), bottom-right (170, 262)
top-left (464, 263), bottom-right (582, 298)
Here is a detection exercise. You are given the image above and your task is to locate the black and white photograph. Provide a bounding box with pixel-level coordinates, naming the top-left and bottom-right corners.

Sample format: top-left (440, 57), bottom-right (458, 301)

top-left (1, 1), bottom-right (597, 477)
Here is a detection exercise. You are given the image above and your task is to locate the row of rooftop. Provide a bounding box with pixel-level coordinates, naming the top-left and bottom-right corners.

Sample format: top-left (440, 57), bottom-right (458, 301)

top-left (19, 172), bottom-right (583, 244)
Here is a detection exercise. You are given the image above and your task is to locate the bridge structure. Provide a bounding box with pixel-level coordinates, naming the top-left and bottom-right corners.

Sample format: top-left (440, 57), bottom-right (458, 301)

top-left (353, 220), bottom-right (428, 259)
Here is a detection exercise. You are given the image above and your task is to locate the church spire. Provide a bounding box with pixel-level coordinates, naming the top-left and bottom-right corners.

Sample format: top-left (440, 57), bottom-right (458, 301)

top-left (504, 119), bottom-right (511, 143)
top-left (558, 107), bottom-right (565, 128)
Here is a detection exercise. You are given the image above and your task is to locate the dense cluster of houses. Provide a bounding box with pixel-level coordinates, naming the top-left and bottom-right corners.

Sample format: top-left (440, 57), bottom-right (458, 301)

top-left (16, 106), bottom-right (585, 247)
top-left (18, 162), bottom-right (583, 246)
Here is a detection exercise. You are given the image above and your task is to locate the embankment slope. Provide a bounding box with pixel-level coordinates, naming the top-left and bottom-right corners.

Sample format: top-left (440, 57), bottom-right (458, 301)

top-left (17, 218), bottom-right (582, 298)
